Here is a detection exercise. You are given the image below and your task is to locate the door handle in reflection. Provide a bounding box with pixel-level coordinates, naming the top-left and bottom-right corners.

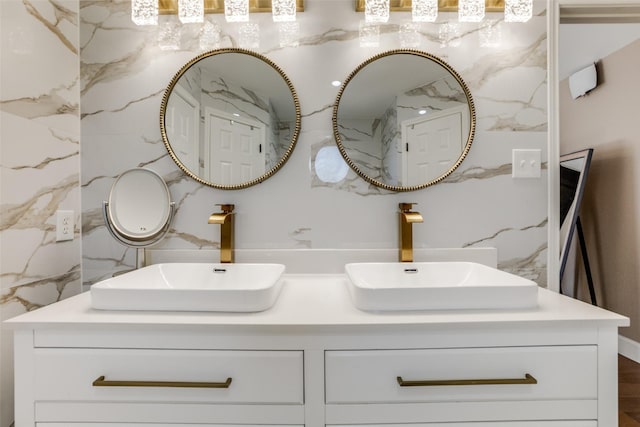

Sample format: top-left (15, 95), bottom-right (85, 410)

top-left (397, 373), bottom-right (537, 387)
top-left (92, 375), bottom-right (232, 388)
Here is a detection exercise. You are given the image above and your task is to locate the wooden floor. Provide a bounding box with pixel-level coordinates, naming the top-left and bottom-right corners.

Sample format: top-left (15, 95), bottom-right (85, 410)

top-left (620, 355), bottom-right (640, 426)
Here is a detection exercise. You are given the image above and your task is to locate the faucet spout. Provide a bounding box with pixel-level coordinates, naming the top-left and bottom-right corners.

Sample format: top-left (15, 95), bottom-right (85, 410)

top-left (208, 204), bottom-right (235, 263)
top-left (399, 203), bottom-right (423, 263)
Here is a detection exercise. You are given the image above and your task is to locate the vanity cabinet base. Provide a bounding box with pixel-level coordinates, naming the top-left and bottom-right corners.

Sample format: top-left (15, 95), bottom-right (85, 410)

top-left (9, 279), bottom-right (627, 427)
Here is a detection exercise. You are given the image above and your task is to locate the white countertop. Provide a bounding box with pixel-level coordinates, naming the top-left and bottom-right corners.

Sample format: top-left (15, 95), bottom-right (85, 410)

top-left (4, 274), bottom-right (630, 331)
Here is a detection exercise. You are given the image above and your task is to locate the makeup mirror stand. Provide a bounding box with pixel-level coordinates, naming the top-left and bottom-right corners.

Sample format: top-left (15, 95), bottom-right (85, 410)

top-left (103, 201), bottom-right (175, 273)
top-left (102, 168), bottom-right (175, 276)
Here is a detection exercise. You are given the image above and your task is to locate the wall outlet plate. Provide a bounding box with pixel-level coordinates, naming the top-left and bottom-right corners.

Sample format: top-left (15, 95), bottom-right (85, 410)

top-left (512, 149), bottom-right (541, 179)
top-left (56, 210), bottom-right (74, 242)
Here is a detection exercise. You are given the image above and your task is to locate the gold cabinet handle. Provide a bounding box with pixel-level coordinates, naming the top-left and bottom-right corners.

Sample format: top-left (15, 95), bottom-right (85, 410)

top-left (92, 375), bottom-right (232, 389)
top-left (397, 373), bottom-right (537, 387)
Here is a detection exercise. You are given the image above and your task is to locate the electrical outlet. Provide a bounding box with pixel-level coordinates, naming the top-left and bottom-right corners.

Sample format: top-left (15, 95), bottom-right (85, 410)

top-left (512, 149), bottom-right (541, 178)
top-left (56, 210), bottom-right (74, 242)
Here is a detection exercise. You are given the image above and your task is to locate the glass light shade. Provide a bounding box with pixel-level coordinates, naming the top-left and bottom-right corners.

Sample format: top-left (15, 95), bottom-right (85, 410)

top-left (458, 0), bottom-right (485, 22)
top-left (238, 22), bottom-right (260, 49)
top-left (365, 0), bottom-right (389, 23)
top-left (178, 0), bottom-right (204, 23)
top-left (505, 0), bottom-right (533, 22)
top-left (479, 20), bottom-right (502, 47)
top-left (278, 22), bottom-right (300, 47)
top-left (199, 19), bottom-right (221, 51)
top-left (399, 22), bottom-right (421, 48)
top-left (158, 17), bottom-right (181, 50)
top-left (412, 0), bottom-right (438, 22)
top-left (132, 0), bottom-right (158, 25)
top-left (359, 21), bottom-right (380, 47)
top-left (439, 21), bottom-right (460, 48)
top-left (272, 0), bottom-right (296, 22)
top-left (225, 0), bottom-right (250, 22)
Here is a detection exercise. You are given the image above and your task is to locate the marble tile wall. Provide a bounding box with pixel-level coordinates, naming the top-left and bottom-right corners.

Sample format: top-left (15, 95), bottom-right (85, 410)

top-left (0, 0), bottom-right (81, 425)
top-left (81, 0), bottom-right (548, 289)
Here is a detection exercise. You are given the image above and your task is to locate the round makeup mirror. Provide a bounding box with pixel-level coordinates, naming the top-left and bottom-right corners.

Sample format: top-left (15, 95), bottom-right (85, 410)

top-left (103, 168), bottom-right (175, 269)
top-left (333, 49), bottom-right (476, 192)
top-left (160, 48), bottom-right (301, 190)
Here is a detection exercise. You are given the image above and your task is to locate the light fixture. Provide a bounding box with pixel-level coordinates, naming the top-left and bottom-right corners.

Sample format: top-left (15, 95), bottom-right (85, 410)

top-left (178, 0), bottom-right (204, 23)
top-left (504, 0), bottom-right (532, 22)
top-left (278, 22), bottom-right (300, 47)
top-left (359, 21), bottom-right (380, 47)
top-left (157, 15), bottom-right (181, 50)
top-left (272, 0), bottom-right (296, 22)
top-left (458, 0), bottom-right (485, 22)
top-left (412, 0), bottom-right (438, 22)
top-left (399, 22), bottom-right (421, 48)
top-left (132, 1), bottom-right (305, 26)
top-left (225, 0), bottom-right (250, 22)
top-left (199, 18), bottom-right (221, 50)
top-left (479, 19), bottom-right (501, 47)
top-left (132, 0), bottom-right (158, 25)
top-left (238, 22), bottom-right (260, 48)
top-left (365, 0), bottom-right (390, 23)
top-left (355, 1), bottom-right (532, 24)
top-left (439, 21), bottom-right (460, 47)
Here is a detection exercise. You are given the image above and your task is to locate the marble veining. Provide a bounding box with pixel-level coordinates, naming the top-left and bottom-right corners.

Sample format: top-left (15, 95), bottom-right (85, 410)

top-left (500, 243), bottom-right (547, 285)
top-left (1, 1), bottom-right (82, 424)
top-left (464, 218), bottom-right (548, 248)
top-left (0, 270), bottom-right (81, 312)
top-left (289, 227), bottom-right (312, 248)
top-left (0, 3), bottom-right (551, 422)
top-left (81, 88), bottom-right (165, 119)
top-left (445, 161), bottom-right (548, 184)
top-left (23, 0), bottom-right (78, 55)
top-left (79, 0), bottom-right (548, 289)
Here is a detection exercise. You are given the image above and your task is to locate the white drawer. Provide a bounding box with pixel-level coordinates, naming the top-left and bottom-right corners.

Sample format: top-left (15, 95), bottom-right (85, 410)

top-left (37, 425), bottom-right (304, 427)
top-left (34, 349), bottom-right (303, 404)
top-left (329, 423), bottom-right (596, 427)
top-left (325, 346), bottom-right (597, 404)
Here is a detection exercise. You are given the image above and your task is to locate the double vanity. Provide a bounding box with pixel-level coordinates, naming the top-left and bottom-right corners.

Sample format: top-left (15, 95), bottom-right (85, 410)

top-left (6, 42), bottom-right (627, 427)
top-left (6, 252), bottom-right (629, 427)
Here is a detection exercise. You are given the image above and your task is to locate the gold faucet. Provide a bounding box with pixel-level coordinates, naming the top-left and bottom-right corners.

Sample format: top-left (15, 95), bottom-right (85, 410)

top-left (399, 203), bottom-right (423, 263)
top-left (208, 204), bottom-right (235, 263)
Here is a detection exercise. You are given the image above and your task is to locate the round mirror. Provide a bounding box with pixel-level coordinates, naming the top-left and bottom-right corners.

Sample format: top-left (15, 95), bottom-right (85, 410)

top-left (160, 48), bottom-right (301, 190)
top-left (105, 168), bottom-right (174, 244)
top-left (333, 49), bottom-right (476, 192)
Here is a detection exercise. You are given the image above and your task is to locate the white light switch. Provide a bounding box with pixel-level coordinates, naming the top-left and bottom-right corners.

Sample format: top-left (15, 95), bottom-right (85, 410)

top-left (56, 210), bottom-right (74, 242)
top-left (512, 149), bottom-right (541, 178)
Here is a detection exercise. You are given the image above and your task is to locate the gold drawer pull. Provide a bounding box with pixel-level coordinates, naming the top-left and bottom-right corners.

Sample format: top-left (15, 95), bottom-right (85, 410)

top-left (397, 373), bottom-right (537, 387)
top-left (92, 376), bottom-right (232, 389)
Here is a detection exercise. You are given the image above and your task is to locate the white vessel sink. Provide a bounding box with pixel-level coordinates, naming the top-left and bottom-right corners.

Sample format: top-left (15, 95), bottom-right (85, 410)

top-left (345, 262), bottom-right (538, 311)
top-left (91, 263), bottom-right (285, 312)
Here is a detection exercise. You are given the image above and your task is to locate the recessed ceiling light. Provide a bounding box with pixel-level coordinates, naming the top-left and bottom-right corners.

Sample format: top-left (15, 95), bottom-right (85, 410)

top-left (331, 80), bottom-right (342, 87)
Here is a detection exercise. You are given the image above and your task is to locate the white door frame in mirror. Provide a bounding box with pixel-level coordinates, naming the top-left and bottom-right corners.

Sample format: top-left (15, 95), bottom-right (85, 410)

top-left (547, 0), bottom-right (640, 292)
